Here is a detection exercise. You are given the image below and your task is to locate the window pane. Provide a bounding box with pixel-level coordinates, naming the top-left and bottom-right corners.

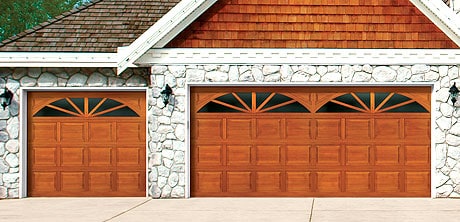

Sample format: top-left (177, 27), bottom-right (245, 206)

top-left (198, 101), bottom-right (243, 113)
top-left (266, 102), bottom-right (310, 113)
top-left (380, 94), bottom-right (411, 110)
top-left (334, 94), bottom-right (364, 109)
top-left (262, 93), bottom-right (292, 110)
top-left (256, 92), bottom-right (271, 107)
top-left (235, 92), bottom-right (252, 108)
top-left (99, 107), bottom-right (139, 116)
top-left (88, 98), bottom-right (103, 112)
top-left (215, 94), bottom-right (246, 110)
top-left (384, 102), bottom-right (429, 113)
top-left (94, 99), bottom-right (123, 114)
top-left (50, 99), bottom-right (79, 113)
top-left (70, 98), bottom-right (84, 112)
top-left (34, 107), bottom-right (74, 116)
top-left (317, 102), bottom-right (360, 112)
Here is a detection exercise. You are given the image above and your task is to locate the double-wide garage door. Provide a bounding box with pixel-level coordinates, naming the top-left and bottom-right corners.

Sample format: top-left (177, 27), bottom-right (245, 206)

top-left (28, 91), bottom-right (146, 197)
top-left (191, 87), bottom-right (431, 197)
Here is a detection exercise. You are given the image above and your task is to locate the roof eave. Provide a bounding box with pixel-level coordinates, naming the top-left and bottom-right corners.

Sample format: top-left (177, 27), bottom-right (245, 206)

top-left (116, 0), bottom-right (218, 74)
top-left (0, 52), bottom-right (118, 67)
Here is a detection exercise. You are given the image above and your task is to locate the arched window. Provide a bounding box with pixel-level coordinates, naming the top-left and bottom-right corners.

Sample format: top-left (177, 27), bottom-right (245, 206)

top-left (34, 97), bottom-right (139, 117)
top-left (318, 92), bottom-right (429, 113)
top-left (198, 92), bottom-right (310, 113)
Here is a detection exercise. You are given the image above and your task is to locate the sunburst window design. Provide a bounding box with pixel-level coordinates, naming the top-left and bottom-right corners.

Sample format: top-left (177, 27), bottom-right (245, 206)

top-left (34, 97), bottom-right (139, 117)
top-left (198, 92), bottom-right (310, 113)
top-left (318, 92), bottom-right (428, 113)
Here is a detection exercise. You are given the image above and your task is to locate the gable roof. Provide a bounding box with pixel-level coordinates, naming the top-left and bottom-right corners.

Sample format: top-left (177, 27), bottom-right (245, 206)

top-left (0, 0), bottom-right (181, 52)
top-left (167, 0), bottom-right (457, 49)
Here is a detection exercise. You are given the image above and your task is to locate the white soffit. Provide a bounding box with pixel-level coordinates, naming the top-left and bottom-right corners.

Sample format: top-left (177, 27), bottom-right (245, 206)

top-left (410, 0), bottom-right (460, 47)
top-left (116, 0), bottom-right (218, 74)
top-left (137, 48), bottom-right (460, 65)
top-left (0, 52), bottom-right (117, 67)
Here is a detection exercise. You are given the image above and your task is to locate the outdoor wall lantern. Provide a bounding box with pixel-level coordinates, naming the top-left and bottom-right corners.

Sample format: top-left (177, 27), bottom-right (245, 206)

top-left (0, 88), bottom-right (13, 110)
top-left (160, 84), bottom-right (173, 107)
top-left (449, 83), bottom-right (459, 106)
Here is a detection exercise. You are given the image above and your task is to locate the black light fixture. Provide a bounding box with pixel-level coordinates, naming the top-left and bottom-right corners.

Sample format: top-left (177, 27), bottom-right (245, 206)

top-left (0, 88), bottom-right (13, 110)
top-left (160, 84), bottom-right (173, 107)
top-left (450, 83), bottom-right (460, 106)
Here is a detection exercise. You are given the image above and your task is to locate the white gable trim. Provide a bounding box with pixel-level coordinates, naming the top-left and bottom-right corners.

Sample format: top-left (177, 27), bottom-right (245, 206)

top-left (116, 0), bottom-right (218, 74)
top-left (0, 52), bottom-right (117, 67)
top-left (137, 48), bottom-right (460, 65)
top-left (410, 0), bottom-right (460, 47)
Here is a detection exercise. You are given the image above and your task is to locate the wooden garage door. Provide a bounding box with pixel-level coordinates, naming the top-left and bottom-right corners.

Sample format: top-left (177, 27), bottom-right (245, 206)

top-left (191, 87), bottom-right (431, 197)
top-left (28, 91), bottom-right (146, 197)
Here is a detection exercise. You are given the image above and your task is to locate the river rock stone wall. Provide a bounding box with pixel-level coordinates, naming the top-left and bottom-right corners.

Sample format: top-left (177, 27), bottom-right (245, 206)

top-left (0, 67), bottom-right (149, 199)
top-left (150, 64), bottom-right (458, 198)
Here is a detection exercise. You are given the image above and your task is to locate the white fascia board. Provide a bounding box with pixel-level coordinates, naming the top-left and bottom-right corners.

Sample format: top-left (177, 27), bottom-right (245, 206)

top-left (0, 52), bottom-right (117, 67)
top-left (410, 0), bottom-right (460, 47)
top-left (117, 0), bottom-right (218, 74)
top-left (137, 48), bottom-right (460, 65)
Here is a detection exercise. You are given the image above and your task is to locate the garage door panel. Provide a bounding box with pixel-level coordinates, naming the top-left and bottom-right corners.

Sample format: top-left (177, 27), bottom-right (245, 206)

top-left (196, 172), bottom-right (222, 193)
top-left (404, 119), bottom-right (430, 140)
top-left (286, 145), bottom-right (310, 165)
top-left (346, 145), bottom-right (371, 165)
top-left (227, 119), bottom-right (252, 140)
top-left (317, 145), bottom-right (341, 165)
top-left (31, 123), bottom-right (58, 142)
top-left (61, 148), bottom-right (85, 166)
top-left (316, 119), bottom-right (341, 140)
top-left (405, 145), bottom-right (430, 165)
top-left (286, 119), bottom-right (311, 140)
top-left (61, 123), bottom-right (85, 142)
top-left (31, 172), bottom-right (57, 192)
top-left (317, 172), bottom-right (341, 192)
top-left (345, 119), bottom-right (371, 139)
top-left (375, 172), bottom-right (401, 192)
top-left (375, 119), bottom-right (401, 139)
top-left (286, 172), bottom-right (311, 192)
top-left (345, 172), bottom-right (371, 192)
top-left (117, 172), bottom-right (143, 192)
top-left (196, 119), bottom-right (223, 140)
top-left (32, 147), bottom-right (57, 166)
top-left (61, 172), bottom-right (85, 192)
top-left (89, 172), bottom-right (113, 192)
top-left (227, 145), bottom-right (251, 165)
top-left (375, 145), bottom-right (401, 165)
top-left (196, 145), bottom-right (222, 165)
top-left (116, 122), bottom-right (143, 142)
top-left (117, 147), bottom-right (143, 166)
top-left (227, 172), bottom-right (252, 192)
top-left (256, 145), bottom-right (281, 165)
top-left (89, 122), bottom-right (113, 142)
top-left (89, 147), bottom-right (113, 166)
top-left (256, 119), bottom-right (282, 139)
top-left (406, 172), bottom-right (430, 193)
top-left (256, 172), bottom-right (282, 192)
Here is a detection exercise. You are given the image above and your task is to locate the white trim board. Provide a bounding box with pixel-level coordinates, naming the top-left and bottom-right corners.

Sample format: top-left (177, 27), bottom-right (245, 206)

top-left (0, 52), bottom-right (118, 68)
top-left (138, 48), bottom-right (460, 65)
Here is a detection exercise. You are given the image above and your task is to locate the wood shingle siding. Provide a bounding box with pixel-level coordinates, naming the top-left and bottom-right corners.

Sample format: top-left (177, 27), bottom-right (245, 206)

top-left (0, 0), bottom-right (181, 52)
top-left (167, 0), bottom-right (458, 48)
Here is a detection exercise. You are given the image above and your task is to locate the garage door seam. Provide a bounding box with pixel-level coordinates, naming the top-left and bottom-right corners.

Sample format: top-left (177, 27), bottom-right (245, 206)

top-left (103, 199), bottom-right (152, 222)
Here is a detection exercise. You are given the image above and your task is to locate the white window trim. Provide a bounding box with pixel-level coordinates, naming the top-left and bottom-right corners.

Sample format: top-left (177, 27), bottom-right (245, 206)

top-left (0, 52), bottom-right (118, 68)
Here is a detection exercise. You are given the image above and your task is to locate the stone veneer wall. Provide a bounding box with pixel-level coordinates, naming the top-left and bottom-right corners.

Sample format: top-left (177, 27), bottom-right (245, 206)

top-left (0, 67), bottom-right (149, 199)
top-left (149, 64), bottom-right (460, 198)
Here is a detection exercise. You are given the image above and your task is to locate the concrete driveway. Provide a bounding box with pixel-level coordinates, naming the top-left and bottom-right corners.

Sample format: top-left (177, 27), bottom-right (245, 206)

top-left (1, 198), bottom-right (460, 222)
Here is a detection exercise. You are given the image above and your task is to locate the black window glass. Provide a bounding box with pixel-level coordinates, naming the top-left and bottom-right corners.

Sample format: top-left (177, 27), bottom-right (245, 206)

top-left (99, 107), bottom-right (139, 116)
top-left (262, 93), bottom-right (292, 110)
top-left (198, 101), bottom-right (243, 113)
top-left (380, 94), bottom-right (411, 110)
top-left (334, 94), bottom-right (364, 109)
top-left (50, 99), bottom-right (78, 113)
top-left (235, 92), bottom-right (252, 108)
top-left (215, 94), bottom-right (246, 110)
top-left (266, 102), bottom-right (310, 113)
top-left (384, 102), bottom-right (429, 113)
top-left (375, 92), bottom-right (390, 108)
top-left (355, 92), bottom-right (370, 108)
top-left (256, 92), bottom-right (271, 107)
top-left (70, 98), bottom-right (84, 112)
top-left (34, 107), bottom-right (74, 116)
top-left (94, 99), bottom-right (123, 114)
top-left (317, 101), bottom-right (360, 112)
top-left (88, 98), bottom-right (103, 112)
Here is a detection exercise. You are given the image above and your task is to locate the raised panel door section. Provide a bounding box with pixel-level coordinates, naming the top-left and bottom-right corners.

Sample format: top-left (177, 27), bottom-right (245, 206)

top-left (88, 147), bottom-right (113, 166)
top-left (117, 147), bottom-right (143, 166)
top-left (89, 122), bottom-right (113, 142)
top-left (345, 119), bottom-right (371, 139)
top-left (256, 172), bottom-right (282, 192)
top-left (317, 145), bottom-right (341, 165)
top-left (346, 146), bottom-right (370, 165)
top-left (406, 172), bottom-right (430, 193)
top-left (226, 119), bottom-right (252, 140)
top-left (89, 172), bottom-right (113, 192)
top-left (32, 172), bottom-right (57, 192)
top-left (196, 145), bottom-right (222, 165)
top-left (316, 119), bottom-right (341, 140)
top-left (375, 172), bottom-right (400, 193)
top-left (375, 145), bottom-right (400, 165)
top-left (61, 172), bottom-right (85, 192)
top-left (196, 119), bottom-right (223, 140)
top-left (60, 123), bottom-right (85, 142)
top-left (256, 146), bottom-right (281, 165)
top-left (374, 118), bottom-right (401, 139)
top-left (32, 147), bottom-right (57, 166)
top-left (405, 145), bottom-right (430, 165)
top-left (227, 145), bottom-right (251, 166)
top-left (285, 118), bottom-right (311, 140)
top-left (404, 119), bottom-right (430, 140)
top-left (116, 122), bottom-right (143, 142)
top-left (286, 145), bottom-right (310, 165)
top-left (60, 148), bottom-right (84, 166)
top-left (345, 172), bottom-right (371, 192)
top-left (256, 119), bottom-right (282, 139)
top-left (317, 172), bottom-right (341, 192)
top-left (286, 172), bottom-right (311, 192)
top-left (117, 172), bottom-right (143, 192)
top-left (31, 123), bottom-right (58, 142)
top-left (227, 172), bottom-right (252, 192)
top-left (196, 172), bottom-right (222, 193)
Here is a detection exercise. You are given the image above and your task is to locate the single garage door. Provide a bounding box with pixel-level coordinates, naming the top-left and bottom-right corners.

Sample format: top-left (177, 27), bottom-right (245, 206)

top-left (28, 91), bottom-right (146, 197)
top-left (191, 86), bottom-right (431, 197)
